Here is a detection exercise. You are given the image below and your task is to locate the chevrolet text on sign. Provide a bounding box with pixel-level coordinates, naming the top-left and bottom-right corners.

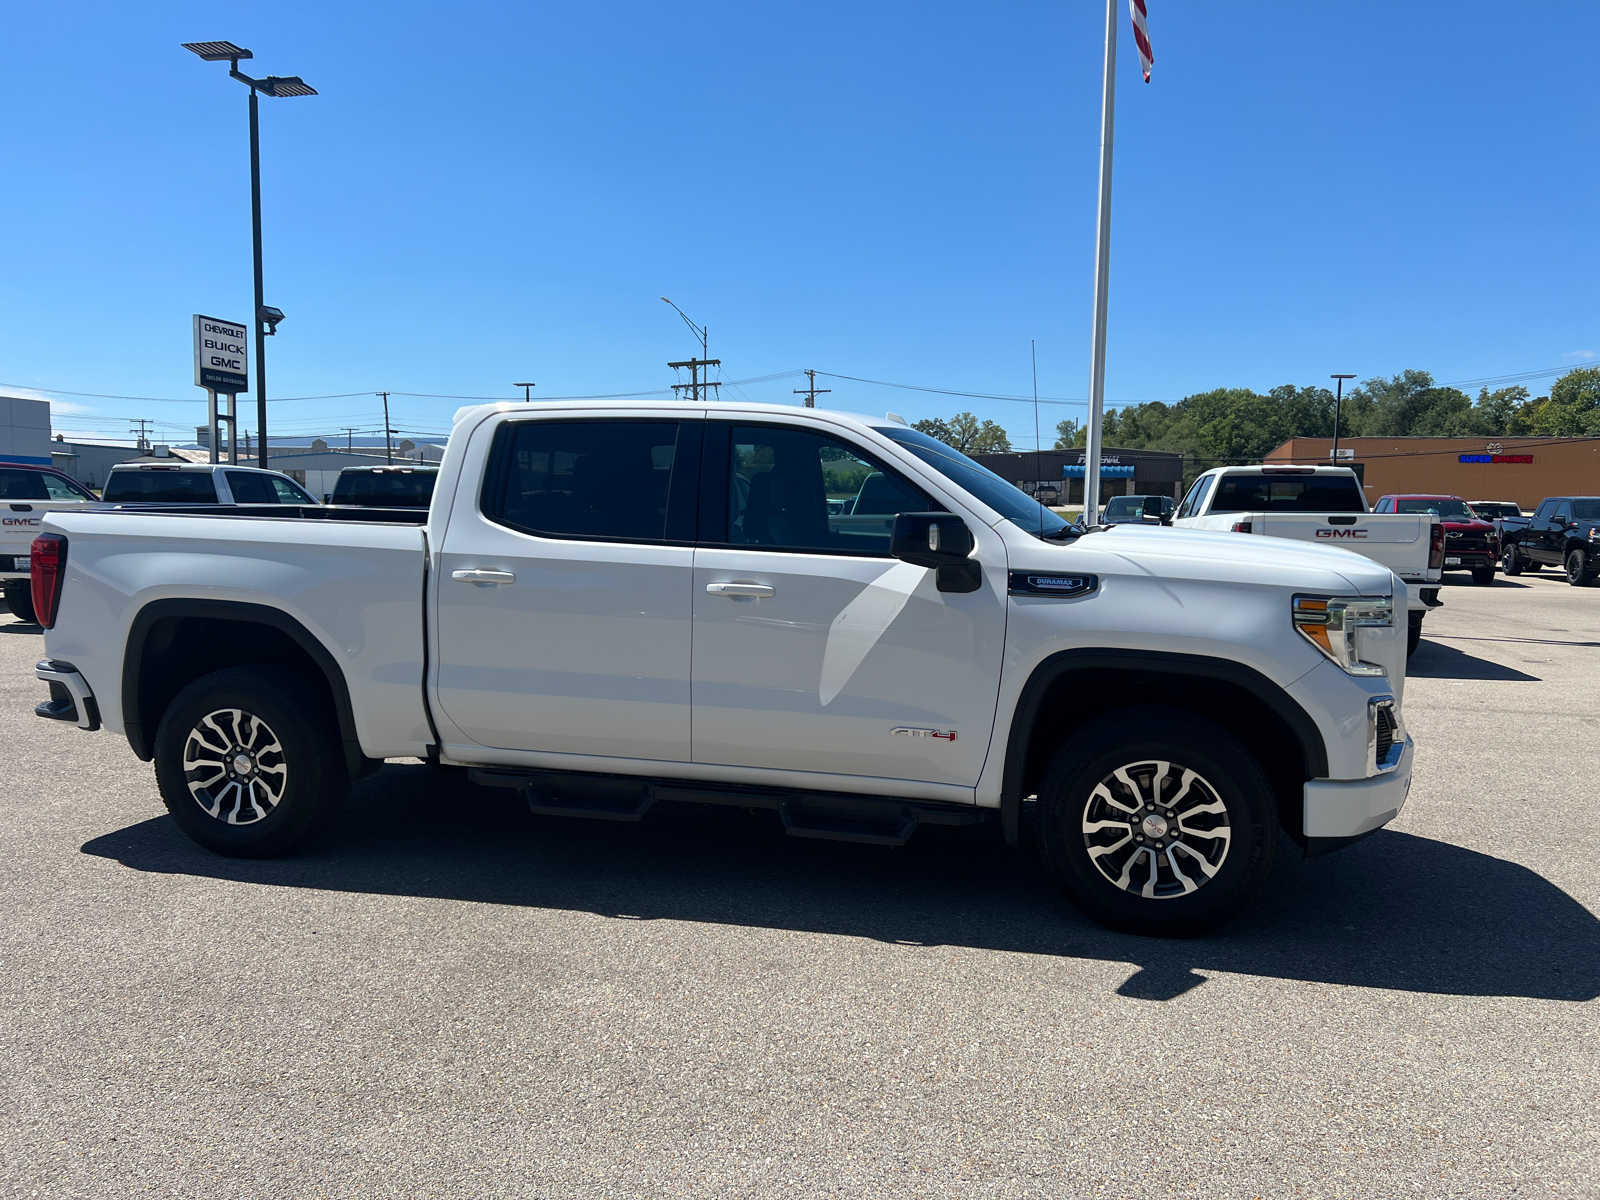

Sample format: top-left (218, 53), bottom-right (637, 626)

top-left (193, 314), bottom-right (248, 394)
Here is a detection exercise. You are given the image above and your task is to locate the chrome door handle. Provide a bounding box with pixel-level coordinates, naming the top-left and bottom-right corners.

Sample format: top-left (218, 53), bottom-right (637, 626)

top-left (706, 582), bottom-right (775, 598)
top-left (452, 569), bottom-right (516, 586)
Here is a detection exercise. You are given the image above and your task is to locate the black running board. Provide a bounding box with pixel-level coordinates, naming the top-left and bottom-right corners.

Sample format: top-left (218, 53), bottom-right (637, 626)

top-left (466, 767), bottom-right (984, 847)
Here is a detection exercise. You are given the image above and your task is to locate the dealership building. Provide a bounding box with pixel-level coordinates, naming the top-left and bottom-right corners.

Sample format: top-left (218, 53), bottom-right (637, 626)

top-left (1265, 436), bottom-right (1600, 511)
top-left (969, 446), bottom-right (1186, 506)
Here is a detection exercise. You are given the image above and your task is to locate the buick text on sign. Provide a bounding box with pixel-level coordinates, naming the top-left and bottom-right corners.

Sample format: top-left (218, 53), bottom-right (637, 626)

top-left (193, 314), bottom-right (249, 394)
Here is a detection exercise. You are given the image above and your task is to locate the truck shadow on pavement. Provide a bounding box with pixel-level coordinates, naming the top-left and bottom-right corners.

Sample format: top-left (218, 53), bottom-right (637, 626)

top-left (83, 763), bottom-right (1599, 1004)
top-left (1409, 638), bottom-right (1541, 681)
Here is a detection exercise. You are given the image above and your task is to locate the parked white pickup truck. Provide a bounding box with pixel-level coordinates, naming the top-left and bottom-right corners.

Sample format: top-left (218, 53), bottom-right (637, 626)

top-left (28, 403), bottom-right (1415, 936)
top-left (0, 463), bottom-right (100, 622)
top-left (1172, 465), bottom-right (1444, 655)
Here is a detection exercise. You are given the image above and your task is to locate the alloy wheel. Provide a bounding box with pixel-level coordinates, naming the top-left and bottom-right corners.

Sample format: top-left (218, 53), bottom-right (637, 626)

top-left (182, 708), bottom-right (289, 825)
top-left (1081, 759), bottom-right (1231, 900)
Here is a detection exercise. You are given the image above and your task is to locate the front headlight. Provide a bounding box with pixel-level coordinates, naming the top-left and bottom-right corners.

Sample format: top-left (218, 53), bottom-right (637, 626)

top-left (1292, 595), bottom-right (1392, 677)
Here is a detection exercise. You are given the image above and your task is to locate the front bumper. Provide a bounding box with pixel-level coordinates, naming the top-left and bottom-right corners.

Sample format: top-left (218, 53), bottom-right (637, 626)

top-left (1302, 735), bottom-right (1413, 853)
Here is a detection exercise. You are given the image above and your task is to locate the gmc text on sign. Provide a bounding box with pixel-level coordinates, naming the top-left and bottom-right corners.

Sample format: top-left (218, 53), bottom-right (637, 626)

top-left (193, 314), bottom-right (249, 394)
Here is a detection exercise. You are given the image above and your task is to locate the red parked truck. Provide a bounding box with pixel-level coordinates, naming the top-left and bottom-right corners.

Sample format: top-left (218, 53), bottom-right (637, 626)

top-left (1373, 494), bottom-right (1498, 586)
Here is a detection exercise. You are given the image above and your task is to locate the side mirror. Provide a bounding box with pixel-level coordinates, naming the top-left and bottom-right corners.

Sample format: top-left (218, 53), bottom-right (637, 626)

top-left (890, 512), bottom-right (981, 593)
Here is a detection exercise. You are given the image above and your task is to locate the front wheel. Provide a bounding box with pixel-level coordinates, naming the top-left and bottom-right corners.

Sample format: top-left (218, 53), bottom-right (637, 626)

top-left (4, 580), bottom-right (36, 624)
top-left (1035, 707), bottom-right (1277, 937)
top-left (1566, 548), bottom-right (1597, 587)
top-left (1471, 565), bottom-right (1496, 586)
top-left (153, 666), bottom-right (350, 857)
top-left (1501, 545), bottom-right (1523, 576)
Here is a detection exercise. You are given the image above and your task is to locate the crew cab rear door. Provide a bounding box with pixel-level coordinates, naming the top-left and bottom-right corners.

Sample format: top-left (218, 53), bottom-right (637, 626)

top-left (687, 419), bottom-right (1006, 792)
top-left (430, 414), bottom-right (703, 762)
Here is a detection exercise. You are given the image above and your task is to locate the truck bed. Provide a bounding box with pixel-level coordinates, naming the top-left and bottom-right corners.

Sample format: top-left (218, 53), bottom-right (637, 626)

top-left (38, 508), bottom-right (434, 760)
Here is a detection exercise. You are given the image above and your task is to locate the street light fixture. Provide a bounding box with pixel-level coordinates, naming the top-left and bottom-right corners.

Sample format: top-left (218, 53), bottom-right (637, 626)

top-left (182, 40), bottom-right (317, 468)
top-left (514, 382), bottom-right (536, 402)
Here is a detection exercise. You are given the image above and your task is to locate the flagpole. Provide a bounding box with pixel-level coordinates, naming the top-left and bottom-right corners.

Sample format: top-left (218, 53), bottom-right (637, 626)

top-left (1084, 0), bottom-right (1118, 527)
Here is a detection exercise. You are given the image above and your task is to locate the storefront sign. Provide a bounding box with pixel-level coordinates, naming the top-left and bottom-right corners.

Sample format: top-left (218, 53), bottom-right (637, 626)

top-left (1459, 454), bottom-right (1534, 464)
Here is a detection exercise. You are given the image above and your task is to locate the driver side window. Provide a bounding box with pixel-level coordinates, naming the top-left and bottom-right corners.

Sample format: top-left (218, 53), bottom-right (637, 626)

top-left (724, 424), bottom-right (930, 556)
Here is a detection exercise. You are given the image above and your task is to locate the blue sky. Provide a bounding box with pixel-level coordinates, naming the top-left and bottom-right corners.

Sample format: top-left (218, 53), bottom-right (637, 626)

top-left (2, 2), bottom-right (1596, 448)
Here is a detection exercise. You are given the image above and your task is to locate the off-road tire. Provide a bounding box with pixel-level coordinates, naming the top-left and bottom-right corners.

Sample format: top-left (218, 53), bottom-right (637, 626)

top-left (4, 580), bottom-right (36, 624)
top-left (153, 666), bottom-right (349, 858)
top-left (1035, 707), bottom-right (1278, 938)
top-left (1501, 545), bottom-right (1523, 576)
top-left (1470, 565), bottom-right (1496, 586)
top-left (1566, 548), bottom-right (1597, 587)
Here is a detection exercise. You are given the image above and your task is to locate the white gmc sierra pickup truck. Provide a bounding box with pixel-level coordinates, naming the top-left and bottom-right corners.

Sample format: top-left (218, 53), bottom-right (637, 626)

top-left (29, 402), bottom-right (1414, 936)
top-left (1172, 464), bottom-right (1444, 655)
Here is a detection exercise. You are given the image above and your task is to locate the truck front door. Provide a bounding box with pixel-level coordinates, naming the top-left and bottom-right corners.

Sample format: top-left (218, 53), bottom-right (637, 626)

top-left (431, 416), bottom-right (702, 762)
top-left (688, 420), bottom-right (1006, 791)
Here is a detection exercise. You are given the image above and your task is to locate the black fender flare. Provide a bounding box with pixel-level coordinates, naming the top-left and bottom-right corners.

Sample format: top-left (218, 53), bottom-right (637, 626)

top-left (998, 648), bottom-right (1329, 846)
top-left (122, 598), bottom-right (370, 779)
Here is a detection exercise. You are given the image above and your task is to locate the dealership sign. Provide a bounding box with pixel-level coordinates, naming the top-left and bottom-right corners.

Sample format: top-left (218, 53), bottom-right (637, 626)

top-left (193, 314), bottom-right (248, 393)
top-left (1459, 454), bottom-right (1534, 464)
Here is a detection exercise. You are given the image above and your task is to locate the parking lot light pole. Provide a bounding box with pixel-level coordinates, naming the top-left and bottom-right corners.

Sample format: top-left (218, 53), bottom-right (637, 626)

top-left (1331, 374), bottom-right (1357, 463)
top-left (182, 41), bottom-right (316, 468)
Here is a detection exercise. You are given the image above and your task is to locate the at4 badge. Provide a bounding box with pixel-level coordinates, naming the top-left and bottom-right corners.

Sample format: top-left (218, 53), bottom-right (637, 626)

top-left (890, 727), bottom-right (958, 742)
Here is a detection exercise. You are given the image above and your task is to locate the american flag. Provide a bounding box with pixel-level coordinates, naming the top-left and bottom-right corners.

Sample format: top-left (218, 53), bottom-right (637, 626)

top-left (1129, 0), bottom-right (1153, 82)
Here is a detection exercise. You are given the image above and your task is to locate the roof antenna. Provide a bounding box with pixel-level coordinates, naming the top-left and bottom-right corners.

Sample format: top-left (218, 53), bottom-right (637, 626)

top-left (1032, 339), bottom-right (1043, 539)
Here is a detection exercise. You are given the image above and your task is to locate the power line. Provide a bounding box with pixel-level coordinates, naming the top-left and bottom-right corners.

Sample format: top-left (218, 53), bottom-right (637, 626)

top-left (812, 371), bottom-right (1089, 406)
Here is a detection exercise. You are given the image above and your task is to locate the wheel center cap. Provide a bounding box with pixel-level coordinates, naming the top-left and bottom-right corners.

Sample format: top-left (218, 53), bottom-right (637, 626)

top-left (232, 752), bottom-right (254, 776)
top-left (1141, 813), bottom-right (1169, 839)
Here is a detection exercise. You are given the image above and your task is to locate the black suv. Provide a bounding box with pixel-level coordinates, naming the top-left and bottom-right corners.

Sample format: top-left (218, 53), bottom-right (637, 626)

top-left (1501, 496), bottom-right (1600, 585)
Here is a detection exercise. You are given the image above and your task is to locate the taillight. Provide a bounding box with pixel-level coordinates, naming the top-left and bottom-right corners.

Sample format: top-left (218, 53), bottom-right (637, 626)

top-left (31, 534), bottom-right (66, 629)
top-left (1231, 520), bottom-right (1253, 533)
top-left (1428, 523), bottom-right (1444, 571)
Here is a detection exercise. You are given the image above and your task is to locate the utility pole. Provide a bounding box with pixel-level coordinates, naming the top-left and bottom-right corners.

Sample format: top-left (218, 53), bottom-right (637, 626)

top-left (129, 419), bottom-right (152, 452)
top-left (1330, 374), bottom-right (1357, 463)
top-left (514, 382), bottom-right (535, 402)
top-left (661, 298), bottom-right (721, 402)
top-left (668, 358), bottom-right (721, 402)
top-left (341, 426), bottom-right (357, 452)
top-left (378, 392), bottom-right (394, 464)
top-left (794, 369), bottom-right (831, 408)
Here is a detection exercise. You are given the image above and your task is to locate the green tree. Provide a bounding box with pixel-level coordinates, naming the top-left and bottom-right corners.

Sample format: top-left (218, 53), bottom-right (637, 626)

top-left (1523, 367), bottom-right (1600, 436)
top-left (1053, 418), bottom-right (1084, 449)
top-left (914, 412), bottom-right (1011, 453)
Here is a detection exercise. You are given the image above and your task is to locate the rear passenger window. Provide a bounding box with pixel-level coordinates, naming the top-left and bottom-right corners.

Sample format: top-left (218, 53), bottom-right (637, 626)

top-left (226, 471), bottom-right (276, 503)
top-left (482, 420), bottom-right (690, 542)
top-left (0, 469), bottom-right (49, 500)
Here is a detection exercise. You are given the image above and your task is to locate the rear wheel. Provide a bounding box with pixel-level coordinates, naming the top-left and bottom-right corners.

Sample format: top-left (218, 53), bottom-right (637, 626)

top-left (1407, 612), bottom-right (1422, 657)
top-left (153, 666), bottom-right (349, 857)
top-left (1470, 565), bottom-right (1496, 586)
top-left (3, 580), bottom-right (36, 624)
top-left (1035, 707), bottom-right (1277, 937)
top-left (1566, 548), bottom-right (1597, 587)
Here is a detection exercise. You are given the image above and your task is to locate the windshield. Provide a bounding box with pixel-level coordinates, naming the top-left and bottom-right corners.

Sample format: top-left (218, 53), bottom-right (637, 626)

top-left (1470, 502), bottom-right (1518, 519)
top-left (1395, 497), bottom-right (1474, 520)
top-left (1573, 499), bottom-right (1600, 520)
top-left (880, 427), bottom-right (1071, 537)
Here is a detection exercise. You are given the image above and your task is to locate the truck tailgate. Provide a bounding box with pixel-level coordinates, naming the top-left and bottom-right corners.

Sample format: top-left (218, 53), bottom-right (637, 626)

top-left (1256, 512), bottom-right (1430, 572)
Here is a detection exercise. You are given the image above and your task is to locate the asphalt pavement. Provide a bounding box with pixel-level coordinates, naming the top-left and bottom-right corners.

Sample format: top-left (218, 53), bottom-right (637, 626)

top-left (1, 571), bottom-right (1595, 1198)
